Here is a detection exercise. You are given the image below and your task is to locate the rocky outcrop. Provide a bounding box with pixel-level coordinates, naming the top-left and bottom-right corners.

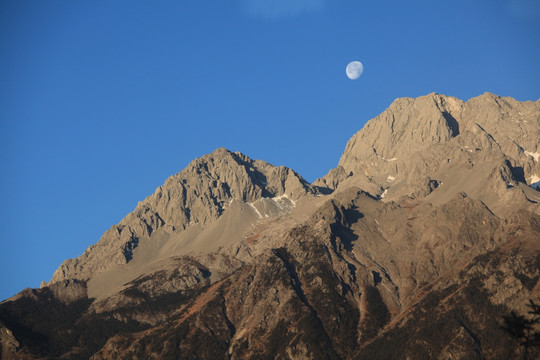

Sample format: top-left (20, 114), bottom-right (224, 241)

top-left (0, 322), bottom-right (19, 360)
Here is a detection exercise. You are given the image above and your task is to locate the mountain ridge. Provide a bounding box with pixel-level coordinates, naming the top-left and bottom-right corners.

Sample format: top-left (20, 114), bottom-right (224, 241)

top-left (2, 92), bottom-right (539, 360)
top-left (48, 146), bottom-right (322, 299)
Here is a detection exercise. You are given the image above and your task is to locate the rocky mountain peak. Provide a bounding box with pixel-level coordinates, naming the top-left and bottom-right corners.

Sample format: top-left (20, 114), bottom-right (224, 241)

top-left (338, 93), bottom-right (462, 171)
top-left (317, 93), bottom-right (539, 215)
top-left (49, 148), bottom-right (318, 287)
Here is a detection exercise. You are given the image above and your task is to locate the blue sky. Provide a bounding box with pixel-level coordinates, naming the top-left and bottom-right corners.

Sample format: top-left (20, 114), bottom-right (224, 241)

top-left (1, 0), bottom-right (539, 300)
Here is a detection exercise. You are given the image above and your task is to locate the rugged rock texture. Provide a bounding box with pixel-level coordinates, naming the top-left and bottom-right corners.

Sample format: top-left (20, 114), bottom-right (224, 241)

top-left (317, 93), bottom-right (540, 215)
top-left (49, 147), bottom-right (318, 289)
top-left (0, 321), bottom-right (20, 360)
top-left (1, 93), bottom-right (539, 359)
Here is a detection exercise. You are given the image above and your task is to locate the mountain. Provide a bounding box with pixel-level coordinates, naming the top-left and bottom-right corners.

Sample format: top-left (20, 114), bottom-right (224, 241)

top-left (1, 93), bottom-right (539, 360)
top-left (317, 93), bottom-right (540, 214)
top-left (47, 147), bottom-right (319, 300)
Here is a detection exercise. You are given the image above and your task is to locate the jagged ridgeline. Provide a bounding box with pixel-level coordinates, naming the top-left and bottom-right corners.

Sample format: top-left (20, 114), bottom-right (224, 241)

top-left (1, 93), bottom-right (539, 360)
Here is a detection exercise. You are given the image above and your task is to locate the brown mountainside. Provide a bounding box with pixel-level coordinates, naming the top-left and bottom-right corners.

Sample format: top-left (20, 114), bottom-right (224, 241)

top-left (1, 93), bottom-right (539, 360)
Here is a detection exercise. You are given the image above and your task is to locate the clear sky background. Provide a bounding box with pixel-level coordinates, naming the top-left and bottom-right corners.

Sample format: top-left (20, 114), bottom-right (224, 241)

top-left (1, 0), bottom-right (539, 301)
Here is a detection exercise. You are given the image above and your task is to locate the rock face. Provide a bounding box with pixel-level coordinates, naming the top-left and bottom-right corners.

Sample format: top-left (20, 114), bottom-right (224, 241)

top-left (49, 147), bottom-right (318, 294)
top-left (317, 93), bottom-right (540, 215)
top-left (1, 93), bottom-right (539, 360)
top-left (0, 321), bottom-right (20, 360)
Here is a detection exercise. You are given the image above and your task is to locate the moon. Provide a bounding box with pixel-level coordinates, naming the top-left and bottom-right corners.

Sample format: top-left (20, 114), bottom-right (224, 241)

top-left (346, 61), bottom-right (364, 80)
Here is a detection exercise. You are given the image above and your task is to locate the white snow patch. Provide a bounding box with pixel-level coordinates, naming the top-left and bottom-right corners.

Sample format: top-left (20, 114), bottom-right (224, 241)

top-left (387, 158), bottom-right (398, 162)
top-left (272, 194), bottom-right (296, 205)
top-left (380, 189), bottom-right (388, 199)
top-left (525, 151), bottom-right (540, 161)
top-left (529, 174), bottom-right (540, 190)
top-left (374, 219), bottom-right (383, 234)
top-left (248, 203), bottom-right (263, 218)
top-left (386, 175), bottom-right (396, 182)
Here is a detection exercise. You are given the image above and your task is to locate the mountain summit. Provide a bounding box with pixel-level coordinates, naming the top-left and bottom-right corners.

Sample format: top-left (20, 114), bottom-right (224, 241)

top-left (318, 92), bottom-right (540, 214)
top-left (49, 147), bottom-right (319, 299)
top-left (1, 93), bottom-right (539, 360)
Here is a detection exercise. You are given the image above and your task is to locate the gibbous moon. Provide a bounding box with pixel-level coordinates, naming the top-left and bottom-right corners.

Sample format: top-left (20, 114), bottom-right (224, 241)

top-left (346, 61), bottom-right (364, 80)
